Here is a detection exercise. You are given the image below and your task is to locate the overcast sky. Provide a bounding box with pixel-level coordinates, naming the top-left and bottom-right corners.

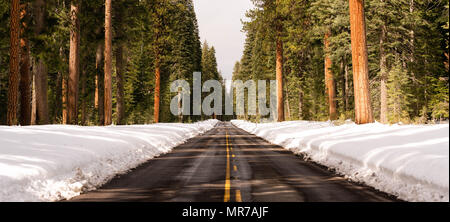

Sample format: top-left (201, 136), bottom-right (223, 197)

top-left (193, 0), bottom-right (254, 80)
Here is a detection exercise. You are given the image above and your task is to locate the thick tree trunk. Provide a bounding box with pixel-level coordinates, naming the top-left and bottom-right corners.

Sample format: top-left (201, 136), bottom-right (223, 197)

top-left (154, 58), bottom-right (161, 123)
top-left (324, 32), bottom-right (337, 120)
top-left (19, 5), bottom-right (32, 126)
top-left (379, 23), bottom-right (388, 124)
top-left (349, 0), bottom-right (374, 124)
top-left (33, 0), bottom-right (48, 125)
top-left (116, 44), bottom-right (125, 125)
top-left (67, 0), bottom-right (80, 125)
top-left (104, 0), bottom-right (112, 126)
top-left (7, 0), bottom-right (21, 126)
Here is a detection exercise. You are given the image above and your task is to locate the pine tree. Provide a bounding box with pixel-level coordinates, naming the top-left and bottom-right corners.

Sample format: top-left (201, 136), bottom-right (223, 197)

top-left (387, 63), bottom-right (412, 123)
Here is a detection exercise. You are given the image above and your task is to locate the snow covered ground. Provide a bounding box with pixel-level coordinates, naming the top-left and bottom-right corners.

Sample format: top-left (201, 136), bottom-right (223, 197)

top-left (0, 119), bottom-right (218, 202)
top-left (231, 120), bottom-right (449, 202)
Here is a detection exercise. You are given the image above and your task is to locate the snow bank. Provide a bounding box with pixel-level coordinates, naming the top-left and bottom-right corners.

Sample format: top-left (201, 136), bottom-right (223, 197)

top-left (231, 120), bottom-right (449, 202)
top-left (0, 119), bottom-right (218, 202)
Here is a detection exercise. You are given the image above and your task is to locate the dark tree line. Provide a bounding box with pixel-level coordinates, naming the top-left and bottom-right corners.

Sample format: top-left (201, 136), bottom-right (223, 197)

top-left (233, 0), bottom-right (448, 124)
top-left (0, 0), bottom-right (221, 125)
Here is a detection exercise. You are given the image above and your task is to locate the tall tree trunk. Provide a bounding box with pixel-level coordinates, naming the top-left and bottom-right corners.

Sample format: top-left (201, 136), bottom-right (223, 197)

top-left (80, 68), bottom-right (86, 125)
top-left (104, 0), bottom-right (112, 126)
top-left (276, 37), bottom-right (284, 122)
top-left (7, 0), bottom-right (21, 126)
top-left (31, 73), bottom-right (36, 124)
top-left (19, 4), bottom-right (32, 126)
top-left (116, 44), bottom-right (125, 125)
top-left (67, 0), bottom-right (80, 125)
top-left (275, 0), bottom-right (284, 122)
top-left (349, 0), bottom-right (374, 124)
top-left (379, 23), bottom-right (388, 124)
top-left (283, 76), bottom-right (291, 120)
top-left (344, 60), bottom-right (350, 112)
top-left (34, 0), bottom-right (48, 124)
top-left (340, 57), bottom-right (348, 114)
top-left (55, 70), bottom-right (62, 123)
top-left (154, 58), bottom-right (161, 123)
top-left (324, 32), bottom-right (337, 120)
top-left (95, 43), bottom-right (104, 125)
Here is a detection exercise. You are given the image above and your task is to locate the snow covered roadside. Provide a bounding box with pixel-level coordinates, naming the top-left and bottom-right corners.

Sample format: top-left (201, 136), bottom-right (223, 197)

top-left (0, 119), bottom-right (218, 202)
top-left (231, 120), bottom-right (449, 202)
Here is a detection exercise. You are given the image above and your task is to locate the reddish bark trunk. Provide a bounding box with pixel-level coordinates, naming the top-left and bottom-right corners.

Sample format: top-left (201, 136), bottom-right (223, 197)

top-left (154, 59), bottom-right (161, 123)
top-left (104, 0), bottom-right (113, 126)
top-left (324, 32), bottom-right (337, 120)
top-left (7, 0), bottom-right (21, 126)
top-left (276, 38), bottom-right (284, 122)
top-left (349, 0), bottom-right (374, 124)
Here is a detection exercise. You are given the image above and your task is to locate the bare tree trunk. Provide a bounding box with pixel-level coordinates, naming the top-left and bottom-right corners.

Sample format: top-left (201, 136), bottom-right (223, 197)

top-left (104, 0), bottom-right (113, 126)
top-left (275, 0), bottom-right (284, 122)
top-left (31, 73), bottom-right (36, 124)
top-left (349, 0), bottom-right (374, 124)
top-left (283, 76), bottom-right (291, 120)
top-left (67, 0), bottom-right (80, 125)
top-left (340, 58), bottom-right (347, 114)
top-left (80, 68), bottom-right (87, 125)
top-left (7, 0), bottom-right (21, 126)
top-left (95, 43), bottom-right (104, 125)
top-left (344, 60), bottom-right (350, 112)
top-left (276, 38), bottom-right (284, 122)
top-left (116, 44), bottom-right (125, 125)
top-left (55, 70), bottom-right (62, 123)
top-left (33, 0), bottom-right (48, 125)
top-left (324, 32), bottom-right (337, 120)
top-left (379, 23), bottom-right (388, 124)
top-left (19, 4), bottom-right (32, 126)
top-left (154, 58), bottom-right (161, 123)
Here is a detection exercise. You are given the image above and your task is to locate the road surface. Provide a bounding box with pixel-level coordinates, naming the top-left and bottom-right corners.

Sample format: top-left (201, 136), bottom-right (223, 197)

top-left (70, 122), bottom-right (396, 202)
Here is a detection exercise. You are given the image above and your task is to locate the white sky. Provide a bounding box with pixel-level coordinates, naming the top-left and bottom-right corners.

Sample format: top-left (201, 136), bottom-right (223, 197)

top-left (193, 0), bottom-right (254, 80)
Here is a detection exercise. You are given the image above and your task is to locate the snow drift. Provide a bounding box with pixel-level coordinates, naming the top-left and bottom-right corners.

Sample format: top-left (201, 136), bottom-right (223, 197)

top-left (0, 119), bottom-right (218, 202)
top-left (231, 120), bottom-right (449, 202)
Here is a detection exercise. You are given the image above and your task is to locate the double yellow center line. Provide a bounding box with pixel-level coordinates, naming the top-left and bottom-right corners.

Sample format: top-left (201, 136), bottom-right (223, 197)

top-left (224, 130), bottom-right (242, 202)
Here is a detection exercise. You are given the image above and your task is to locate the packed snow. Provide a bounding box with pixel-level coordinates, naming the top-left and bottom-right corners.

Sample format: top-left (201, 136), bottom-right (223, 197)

top-left (0, 119), bottom-right (218, 202)
top-left (231, 120), bottom-right (449, 202)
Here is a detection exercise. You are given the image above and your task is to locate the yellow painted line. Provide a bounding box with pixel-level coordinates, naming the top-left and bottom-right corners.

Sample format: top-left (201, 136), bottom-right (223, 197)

top-left (232, 154), bottom-right (236, 158)
top-left (236, 190), bottom-right (242, 202)
top-left (224, 131), bottom-right (231, 202)
top-left (233, 165), bottom-right (237, 172)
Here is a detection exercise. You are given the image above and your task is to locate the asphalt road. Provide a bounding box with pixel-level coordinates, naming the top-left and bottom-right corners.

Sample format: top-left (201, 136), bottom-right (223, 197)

top-left (70, 122), bottom-right (396, 202)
